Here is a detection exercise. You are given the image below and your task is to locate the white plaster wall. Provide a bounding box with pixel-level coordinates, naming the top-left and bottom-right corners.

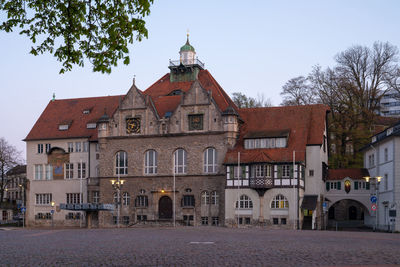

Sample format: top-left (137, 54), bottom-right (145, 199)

top-left (26, 138), bottom-right (94, 226)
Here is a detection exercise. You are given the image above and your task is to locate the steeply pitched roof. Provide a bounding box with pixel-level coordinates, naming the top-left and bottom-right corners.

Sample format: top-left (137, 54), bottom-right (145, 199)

top-left (6, 165), bottom-right (26, 176)
top-left (327, 168), bottom-right (370, 181)
top-left (144, 70), bottom-right (237, 117)
top-left (25, 95), bottom-right (122, 141)
top-left (224, 104), bottom-right (329, 164)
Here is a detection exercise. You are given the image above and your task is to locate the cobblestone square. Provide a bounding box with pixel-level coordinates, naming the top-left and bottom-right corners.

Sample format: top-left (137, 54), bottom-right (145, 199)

top-left (1, 227), bottom-right (399, 266)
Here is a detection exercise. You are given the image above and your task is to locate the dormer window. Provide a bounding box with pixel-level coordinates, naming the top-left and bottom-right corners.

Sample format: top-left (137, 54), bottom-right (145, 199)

top-left (59, 124), bottom-right (69, 131)
top-left (86, 123), bottom-right (97, 129)
top-left (83, 109), bottom-right (90, 114)
top-left (244, 137), bottom-right (287, 149)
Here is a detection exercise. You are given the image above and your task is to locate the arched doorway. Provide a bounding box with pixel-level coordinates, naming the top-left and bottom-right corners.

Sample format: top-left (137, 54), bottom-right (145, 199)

top-left (159, 196), bottom-right (172, 219)
top-left (349, 206), bottom-right (357, 220)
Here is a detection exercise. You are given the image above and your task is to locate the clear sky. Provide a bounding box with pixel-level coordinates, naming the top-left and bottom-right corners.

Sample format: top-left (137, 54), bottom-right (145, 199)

top-left (1, 0), bottom-right (400, 160)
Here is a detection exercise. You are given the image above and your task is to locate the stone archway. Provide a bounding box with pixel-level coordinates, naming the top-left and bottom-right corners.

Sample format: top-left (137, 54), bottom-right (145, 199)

top-left (328, 199), bottom-right (369, 229)
top-left (159, 196), bottom-right (172, 219)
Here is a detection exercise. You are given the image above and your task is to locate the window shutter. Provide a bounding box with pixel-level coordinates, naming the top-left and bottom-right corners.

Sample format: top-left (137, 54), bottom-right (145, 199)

top-left (277, 165), bottom-right (282, 178)
top-left (227, 166), bottom-right (230, 179)
top-left (245, 166), bottom-right (249, 178)
top-left (145, 197), bottom-right (148, 207)
top-left (366, 182), bottom-right (370, 190)
top-left (289, 165), bottom-right (293, 178)
top-left (337, 181), bottom-right (341, 190)
top-left (135, 197), bottom-right (137, 207)
top-left (326, 182), bottom-right (330, 191)
top-left (354, 181), bottom-right (358, 190)
top-left (181, 198), bottom-right (184, 207)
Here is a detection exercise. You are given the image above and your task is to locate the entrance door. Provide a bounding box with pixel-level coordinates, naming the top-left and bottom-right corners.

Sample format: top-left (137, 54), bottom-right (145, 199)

top-left (159, 196), bottom-right (172, 219)
top-left (349, 206), bottom-right (357, 220)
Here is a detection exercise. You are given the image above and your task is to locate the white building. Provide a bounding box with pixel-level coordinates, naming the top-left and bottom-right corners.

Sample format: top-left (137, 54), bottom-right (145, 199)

top-left (24, 96), bottom-right (120, 227)
top-left (362, 121), bottom-right (400, 231)
top-left (380, 89), bottom-right (400, 117)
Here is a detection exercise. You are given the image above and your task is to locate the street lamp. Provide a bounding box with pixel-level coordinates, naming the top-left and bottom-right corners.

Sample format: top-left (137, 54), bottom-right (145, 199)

top-left (51, 201), bottom-right (55, 228)
top-left (18, 184), bottom-right (25, 228)
top-left (364, 176), bottom-right (382, 231)
top-left (110, 179), bottom-right (125, 228)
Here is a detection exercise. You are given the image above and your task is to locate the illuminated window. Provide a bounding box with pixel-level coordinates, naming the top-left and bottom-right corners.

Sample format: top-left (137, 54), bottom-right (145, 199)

top-left (271, 194), bottom-right (289, 209)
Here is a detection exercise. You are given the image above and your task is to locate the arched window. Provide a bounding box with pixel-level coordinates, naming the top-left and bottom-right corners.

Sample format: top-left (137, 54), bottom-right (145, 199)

top-left (144, 150), bottom-right (157, 174)
top-left (115, 151), bottom-right (128, 175)
top-left (204, 147), bottom-right (217, 173)
top-left (174, 149), bottom-right (187, 174)
top-left (211, 191), bottom-right (219, 205)
top-left (123, 192), bottom-right (130, 206)
top-left (235, 195), bottom-right (253, 209)
top-left (201, 191), bottom-right (210, 205)
top-left (271, 194), bottom-right (289, 209)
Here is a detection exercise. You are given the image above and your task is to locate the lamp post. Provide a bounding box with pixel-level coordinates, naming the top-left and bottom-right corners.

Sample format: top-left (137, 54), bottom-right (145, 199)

top-left (110, 179), bottom-right (125, 228)
top-left (18, 184), bottom-right (25, 228)
top-left (51, 201), bottom-right (55, 228)
top-left (364, 176), bottom-right (382, 231)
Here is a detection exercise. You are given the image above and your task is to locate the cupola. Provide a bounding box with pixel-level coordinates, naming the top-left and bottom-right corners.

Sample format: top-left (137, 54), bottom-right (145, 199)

top-left (179, 34), bottom-right (196, 65)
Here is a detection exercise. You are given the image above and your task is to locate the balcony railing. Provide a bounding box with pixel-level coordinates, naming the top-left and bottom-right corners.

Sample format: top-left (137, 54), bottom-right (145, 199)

top-left (169, 59), bottom-right (205, 69)
top-left (249, 177), bottom-right (274, 189)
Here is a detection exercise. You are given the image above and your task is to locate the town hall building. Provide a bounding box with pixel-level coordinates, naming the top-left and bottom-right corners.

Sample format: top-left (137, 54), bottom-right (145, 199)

top-left (24, 37), bottom-right (330, 229)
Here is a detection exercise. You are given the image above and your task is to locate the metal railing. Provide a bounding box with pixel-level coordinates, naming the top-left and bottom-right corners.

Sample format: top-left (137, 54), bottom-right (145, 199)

top-left (169, 59), bottom-right (205, 68)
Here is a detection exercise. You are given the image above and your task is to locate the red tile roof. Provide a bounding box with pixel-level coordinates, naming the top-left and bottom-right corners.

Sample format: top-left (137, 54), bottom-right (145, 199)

top-left (25, 95), bottom-right (122, 141)
top-left (327, 168), bottom-right (370, 181)
top-left (144, 70), bottom-right (237, 117)
top-left (224, 104), bottom-right (329, 164)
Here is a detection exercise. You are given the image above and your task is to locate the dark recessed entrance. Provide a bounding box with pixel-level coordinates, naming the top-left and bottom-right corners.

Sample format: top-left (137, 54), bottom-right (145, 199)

top-left (349, 206), bottom-right (357, 220)
top-left (159, 196), bottom-right (172, 219)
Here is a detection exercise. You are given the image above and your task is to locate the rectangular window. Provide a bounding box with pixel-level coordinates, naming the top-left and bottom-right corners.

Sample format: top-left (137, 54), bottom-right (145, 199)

top-left (201, 216), bottom-right (209, 225)
top-left (92, 191), bottom-right (100, 204)
top-left (65, 163), bottom-right (74, 179)
top-left (309, 170), bottom-right (314, 176)
top-left (188, 114), bottom-right (204, 131)
top-left (182, 195), bottom-right (195, 207)
top-left (137, 215), bottom-right (147, 221)
top-left (35, 193), bottom-right (52, 205)
top-left (68, 142), bottom-right (74, 153)
top-left (212, 217), bottom-right (219, 226)
top-left (34, 164), bottom-right (43, 180)
top-left (45, 164), bottom-right (53, 180)
top-left (282, 165), bottom-right (290, 178)
top-left (66, 193), bottom-right (81, 204)
top-left (37, 144), bottom-right (43, 154)
top-left (45, 144), bottom-right (51, 153)
top-left (145, 150), bottom-right (158, 174)
top-left (83, 142), bottom-right (89, 152)
top-left (273, 218), bottom-right (279, 225)
top-left (384, 174), bottom-right (388, 190)
top-left (384, 148), bottom-right (388, 162)
top-left (113, 216), bottom-right (118, 225)
top-left (281, 218), bottom-right (287, 225)
top-left (123, 216), bottom-right (130, 225)
top-left (77, 163), bottom-right (86, 178)
top-left (95, 143), bottom-right (99, 152)
top-left (75, 142), bottom-right (81, 152)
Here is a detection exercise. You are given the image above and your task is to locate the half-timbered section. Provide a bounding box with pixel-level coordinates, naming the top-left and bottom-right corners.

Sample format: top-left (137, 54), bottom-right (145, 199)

top-left (224, 105), bottom-right (329, 229)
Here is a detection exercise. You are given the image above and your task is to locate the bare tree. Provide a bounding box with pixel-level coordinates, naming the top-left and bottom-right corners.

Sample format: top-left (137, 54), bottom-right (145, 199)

top-left (280, 76), bottom-right (318, 106)
top-left (0, 137), bottom-right (22, 203)
top-left (280, 42), bottom-right (400, 168)
top-left (232, 92), bottom-right (273, 108)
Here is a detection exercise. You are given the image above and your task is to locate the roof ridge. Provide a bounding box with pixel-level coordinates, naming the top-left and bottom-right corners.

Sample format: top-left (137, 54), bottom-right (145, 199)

top-left (202, 70), bottom-right (231, 109)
